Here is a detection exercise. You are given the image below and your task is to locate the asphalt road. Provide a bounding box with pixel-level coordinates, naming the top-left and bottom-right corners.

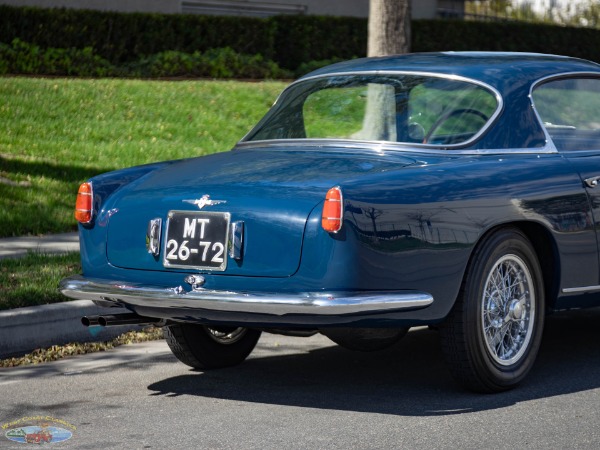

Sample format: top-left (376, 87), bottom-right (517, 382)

top-left (1, 309), bottom-right (599, 449)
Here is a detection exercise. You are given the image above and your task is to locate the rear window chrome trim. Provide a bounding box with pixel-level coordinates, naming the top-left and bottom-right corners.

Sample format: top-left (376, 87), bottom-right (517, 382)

top-left (236, 139), bottom-right (557, 156)
top-left (240, 70), bottom-right (504, 150)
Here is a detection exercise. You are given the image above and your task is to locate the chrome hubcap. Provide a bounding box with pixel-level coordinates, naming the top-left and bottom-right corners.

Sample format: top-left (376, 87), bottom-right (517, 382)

top-left (481, 254), bottom-right (535, 366)
top-left (205, 326), bottom-right (247, 345)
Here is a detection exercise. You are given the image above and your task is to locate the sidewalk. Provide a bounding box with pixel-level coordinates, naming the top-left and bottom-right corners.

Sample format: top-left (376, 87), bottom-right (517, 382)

top-left (0, 232), bottom-right (137, 359)
top-left (0, 232), bottom-right (79, 259)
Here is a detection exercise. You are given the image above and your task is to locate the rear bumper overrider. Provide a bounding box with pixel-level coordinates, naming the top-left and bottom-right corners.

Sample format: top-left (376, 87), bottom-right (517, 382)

top-left (59, 275), bottom-right (434, 327)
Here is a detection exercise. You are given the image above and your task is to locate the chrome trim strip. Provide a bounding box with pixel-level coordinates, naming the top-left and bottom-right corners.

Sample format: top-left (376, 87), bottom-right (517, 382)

top-left (59, 276), bottom-right (434, 316)
top-left (240, 70), bottom-right (504, 150)
top-left (236, 139), bottom-right (557, 155)
top-left (562, 285), bottom-right (600, 294)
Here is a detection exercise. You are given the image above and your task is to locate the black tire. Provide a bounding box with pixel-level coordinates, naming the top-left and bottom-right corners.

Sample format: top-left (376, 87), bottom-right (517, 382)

top-left (165, 324), bottom-right (261, 369)
top-left (321, 327), bottom-right (409, 352)
top-left (440, 228), bottom-right (545, 393)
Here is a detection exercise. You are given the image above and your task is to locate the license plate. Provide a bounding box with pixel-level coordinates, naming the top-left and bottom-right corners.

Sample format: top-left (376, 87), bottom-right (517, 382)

top-left (163, 211), bottom-right (230, 271)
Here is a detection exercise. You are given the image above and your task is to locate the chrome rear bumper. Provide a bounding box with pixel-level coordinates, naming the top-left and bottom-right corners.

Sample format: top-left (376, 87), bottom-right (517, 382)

top-left (59, 275), bottom-right (433, 324)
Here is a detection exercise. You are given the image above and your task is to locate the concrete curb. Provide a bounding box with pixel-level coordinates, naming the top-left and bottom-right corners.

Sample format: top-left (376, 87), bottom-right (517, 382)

top-left (0, 233), bottom-right (147, 359)
top-left (0, 300), bottom-right (144, 359)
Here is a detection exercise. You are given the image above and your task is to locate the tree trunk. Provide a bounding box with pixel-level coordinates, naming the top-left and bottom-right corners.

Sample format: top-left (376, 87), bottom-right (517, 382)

top-left (356, 1), bottom-right (411, 141)
top-left (368, 0), bottom-right (411, 57)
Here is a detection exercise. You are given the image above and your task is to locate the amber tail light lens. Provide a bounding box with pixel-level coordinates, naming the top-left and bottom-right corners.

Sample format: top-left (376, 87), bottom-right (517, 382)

top-left (75, 182), bottom-right (93, 224)
top-left (322, 186), bottom-right (343, 233)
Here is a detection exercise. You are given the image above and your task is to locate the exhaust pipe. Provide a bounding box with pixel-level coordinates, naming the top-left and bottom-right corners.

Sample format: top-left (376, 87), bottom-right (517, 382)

top-left (81, 313), bottom-right (163, 328)
top-left (81, 315), bottom-right (101, 327)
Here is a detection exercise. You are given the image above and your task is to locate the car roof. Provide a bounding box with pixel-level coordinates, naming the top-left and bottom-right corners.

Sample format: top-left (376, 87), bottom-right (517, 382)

top-left (301, 52), bottom-right (600, 89)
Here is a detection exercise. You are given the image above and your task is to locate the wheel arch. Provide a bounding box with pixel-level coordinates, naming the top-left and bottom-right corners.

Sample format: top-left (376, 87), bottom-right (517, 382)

top-left (462, 221), bottom-right (560, 312)
top-left (440, 221), bottom-right (552, 392)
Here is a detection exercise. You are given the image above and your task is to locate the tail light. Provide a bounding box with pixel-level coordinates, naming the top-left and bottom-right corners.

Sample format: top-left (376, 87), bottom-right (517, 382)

top-left (75, 182), bottom-right (93, 224)
top-left (322, 186), bottom-right (343, 233)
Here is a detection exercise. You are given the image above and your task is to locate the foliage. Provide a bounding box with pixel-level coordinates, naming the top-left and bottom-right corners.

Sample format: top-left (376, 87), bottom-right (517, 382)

top-left (0, 5), bottom-right (366, 72)
top-left (127, 47), bottom-right (292, 79)
top-left (0, 326), bottom-right (164, 367)
top-left (0, 77), bottom-right (286, 237)
top-left (466, 0), bottom-right (600, 28)
top-left (0, 5), bottom-right (276, 64)
top-left (2, 4), bottom-right (600, 75)
top-left (293, 58), bottom-right (346, 78)
top-left (270, 15), bottom-right (367, 69)
top-left (412, 19), bottom-right (600, 60)
top-left (0, 39), bottom-right (290, 79)
top-left (0, 38), bottom-right (113, 76)
top-left (0, 252), bottom-right (81, 310)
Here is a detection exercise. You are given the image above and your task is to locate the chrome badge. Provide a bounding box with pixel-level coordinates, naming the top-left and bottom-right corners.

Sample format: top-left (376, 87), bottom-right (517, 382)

top-left (183, 195), bottom-right (226, 210)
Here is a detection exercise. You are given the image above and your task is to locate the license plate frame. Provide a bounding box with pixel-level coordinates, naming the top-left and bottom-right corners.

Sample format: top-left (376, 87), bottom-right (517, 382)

top-left (163, 210), bottom-right (230, 271)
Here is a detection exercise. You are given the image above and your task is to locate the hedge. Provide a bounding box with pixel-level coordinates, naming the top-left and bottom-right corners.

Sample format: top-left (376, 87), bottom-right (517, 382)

top-left (413, 20), bottom-right (600, 61)
top-left (271, 15), bottom-right (367, 70)
top-left (0, 39), bottom-right (292, 78)
top-left (1, 4), bottom-right (599, 74)
top-left (0, 5), bottom-right (277, 64)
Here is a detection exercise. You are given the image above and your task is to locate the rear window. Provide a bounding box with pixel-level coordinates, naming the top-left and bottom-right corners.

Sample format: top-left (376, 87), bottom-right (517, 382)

top-left (244, 74), bottom-right (499, 147)
top-left (532, 77), bottom-right (600, 151)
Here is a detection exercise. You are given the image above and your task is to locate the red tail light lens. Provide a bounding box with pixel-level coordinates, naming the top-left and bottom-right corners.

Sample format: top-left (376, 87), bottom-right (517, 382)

top-left (75, 182), bottom-right (93, 224)
top-left (322, 186), bottom-right (343, 233)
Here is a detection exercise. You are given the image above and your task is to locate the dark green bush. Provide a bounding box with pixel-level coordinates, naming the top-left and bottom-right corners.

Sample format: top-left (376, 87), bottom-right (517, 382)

top-left (127, 48), bottom-right (291, 79)
top-left (0, 39), bottom-right (290, 79)
top-left (413, 20), bottom-right (600, 61)
top-left (0, 4), bottom-right (368, 71)
top-left (271, 15), bottom-right (367, 69)
top-left (294, 58), bottom-right (346, 78)
top-left (0, 38), bottom-right (113, 76)
top-left (0, 5), bottom-right (276, 64)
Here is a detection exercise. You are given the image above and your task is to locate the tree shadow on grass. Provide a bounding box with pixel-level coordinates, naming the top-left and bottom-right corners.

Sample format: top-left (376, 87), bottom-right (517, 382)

top-left (0, 156), bottom-right (116, 236)
top-left (0, 155), bottom-right (115, 184)
top-left (147, 308), bottom-right (600, 417)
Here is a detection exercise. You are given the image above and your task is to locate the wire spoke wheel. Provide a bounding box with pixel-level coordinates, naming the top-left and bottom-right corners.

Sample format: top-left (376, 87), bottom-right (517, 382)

top-left (440, 228), bottom-right (545, 393)
top-left (482, 255), bottom-right (535, 366)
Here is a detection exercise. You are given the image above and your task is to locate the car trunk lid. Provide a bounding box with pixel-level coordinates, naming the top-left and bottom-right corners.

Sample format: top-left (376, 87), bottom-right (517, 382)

top-left (105, 147), bottom-right (417, 277)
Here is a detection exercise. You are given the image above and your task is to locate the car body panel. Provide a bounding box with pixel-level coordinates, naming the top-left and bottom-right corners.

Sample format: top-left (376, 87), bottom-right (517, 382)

top-left (104, 148), bottom-right (418, 276)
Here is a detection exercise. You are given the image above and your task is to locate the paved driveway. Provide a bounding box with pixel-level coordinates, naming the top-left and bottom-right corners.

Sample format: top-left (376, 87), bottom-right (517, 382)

top-left (1, 309), bottom-right (599, 449)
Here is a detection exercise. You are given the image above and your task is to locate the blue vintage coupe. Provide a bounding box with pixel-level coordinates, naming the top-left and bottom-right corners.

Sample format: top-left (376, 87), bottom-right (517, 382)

top-left (60, 52), bottom-right (600, 392)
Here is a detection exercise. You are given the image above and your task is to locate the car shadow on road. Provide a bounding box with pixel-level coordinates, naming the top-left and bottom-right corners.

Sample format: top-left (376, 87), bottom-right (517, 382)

top-left (147, 308), bottom-right (600, 417)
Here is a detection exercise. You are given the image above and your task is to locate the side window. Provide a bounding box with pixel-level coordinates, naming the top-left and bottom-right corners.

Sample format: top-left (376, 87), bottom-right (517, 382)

top-left (532, 77), bottom-right (600, 151)
top-left (408, 82), bottom-right (496, 145)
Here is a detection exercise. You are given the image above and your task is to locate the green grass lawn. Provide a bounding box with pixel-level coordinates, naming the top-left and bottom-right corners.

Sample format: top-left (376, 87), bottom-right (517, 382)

top-left (0, 252), bottom-right (81, 310)
top-left (0, 77), bottom-right (286, 237)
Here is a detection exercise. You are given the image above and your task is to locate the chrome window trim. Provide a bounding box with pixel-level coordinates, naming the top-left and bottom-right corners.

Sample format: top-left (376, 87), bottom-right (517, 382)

top-left (236, 138), bottom-right (557, 156)
top-left (529, 71), bottom-right (600, 153)
top-left (240, 70), bottom-right (505, 150)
